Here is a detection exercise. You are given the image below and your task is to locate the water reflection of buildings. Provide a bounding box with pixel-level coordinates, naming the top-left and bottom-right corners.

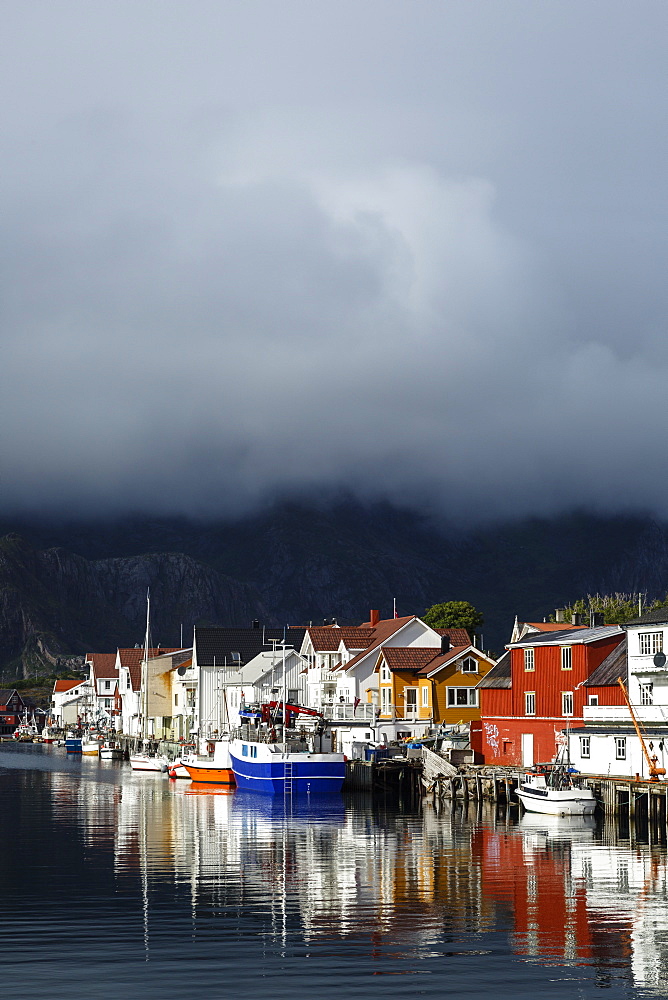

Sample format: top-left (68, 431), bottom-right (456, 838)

top-left (51, 767), bottom-right (668, 992)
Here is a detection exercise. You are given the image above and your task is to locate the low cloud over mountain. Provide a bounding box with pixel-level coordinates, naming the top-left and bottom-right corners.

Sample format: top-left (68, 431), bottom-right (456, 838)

top-left (1, 3), bottom-right (666, 522)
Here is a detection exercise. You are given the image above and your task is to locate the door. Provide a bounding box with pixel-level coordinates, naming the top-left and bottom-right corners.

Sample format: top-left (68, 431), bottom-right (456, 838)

top-left (405, 688), bottom-right (417, 717)
top-left (521, 733), bottom-right (534, 767)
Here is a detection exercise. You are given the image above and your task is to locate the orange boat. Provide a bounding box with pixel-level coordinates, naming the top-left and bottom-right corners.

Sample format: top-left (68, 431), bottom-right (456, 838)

top-left (182, 736), bottom-right (236, 785)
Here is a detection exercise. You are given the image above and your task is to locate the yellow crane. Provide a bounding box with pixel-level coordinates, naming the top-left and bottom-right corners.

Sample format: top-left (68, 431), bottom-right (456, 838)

top-left (617, 676), bottom-right (666, 781)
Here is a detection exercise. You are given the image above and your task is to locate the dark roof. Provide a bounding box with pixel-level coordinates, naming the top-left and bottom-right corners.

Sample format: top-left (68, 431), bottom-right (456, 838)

top-left (623, 608), bottom-right (668, 626)
top-left (477, 650), bottom-right (511, 689)
top-left (584, 635), bottom-right (627, 687)
top-left (509, 625), bottom-right (622, 647)
top-left (194, 626), bottom-right (306, 667)
top-left (0, 689), bottom-right (23, 707)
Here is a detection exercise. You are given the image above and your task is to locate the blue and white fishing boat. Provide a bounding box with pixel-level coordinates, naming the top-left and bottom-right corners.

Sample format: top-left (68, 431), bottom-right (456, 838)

top-left (229, 734), bottom-right (345, 795)
top-left (229, 692), bottom-right (344, 795)
top-left (65, 731), bottom-right (83, 753)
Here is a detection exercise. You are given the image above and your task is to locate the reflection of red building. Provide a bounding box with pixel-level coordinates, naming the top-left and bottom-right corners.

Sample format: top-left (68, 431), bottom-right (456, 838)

top-left (477, 824), bottom-right (632, 965)
top-left (478, 625), bottom-right (625, 766)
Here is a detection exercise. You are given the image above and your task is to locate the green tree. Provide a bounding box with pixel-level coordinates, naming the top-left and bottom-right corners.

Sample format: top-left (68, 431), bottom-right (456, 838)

top-left (422, 600), bottom-right (484, 641)
top-left (552, 592), bottom-right (668, 626)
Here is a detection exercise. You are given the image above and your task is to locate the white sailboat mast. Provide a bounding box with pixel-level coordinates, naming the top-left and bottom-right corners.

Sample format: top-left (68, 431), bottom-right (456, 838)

top-left (142, 590), bottom-right (150, 740)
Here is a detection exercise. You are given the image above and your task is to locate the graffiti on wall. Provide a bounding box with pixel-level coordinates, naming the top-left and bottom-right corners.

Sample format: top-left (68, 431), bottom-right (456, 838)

top-left (484, 722), bottom-right (500, 756)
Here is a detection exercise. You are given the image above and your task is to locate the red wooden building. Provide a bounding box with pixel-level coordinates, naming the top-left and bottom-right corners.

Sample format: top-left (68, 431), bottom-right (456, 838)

top-left (478, 624), bottom-right (626, 767)
top-left (0, 689), bottom-right (26, 736)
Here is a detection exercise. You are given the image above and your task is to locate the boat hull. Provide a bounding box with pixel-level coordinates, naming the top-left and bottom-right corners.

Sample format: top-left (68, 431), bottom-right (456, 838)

top-left (516, 786), bottom-right (596, 816)
top-left (229, 740), bottom-right (345, 795)
top-left (65, 738), bottom-right (83, 753)
top-left (183, 763), bottom-right (235, 783)
top-left (129, 753), bottom-right (168, 772)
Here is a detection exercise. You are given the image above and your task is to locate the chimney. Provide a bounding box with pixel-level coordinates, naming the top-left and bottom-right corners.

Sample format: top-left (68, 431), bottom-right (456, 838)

top-left (571, 612), bottom-right (581, 626)
top-left (441, 634), bottom-right (450, 654)
top-left (591, 611), bottom-right (605, 627)
top-left (369, 609), bottom-right (379, 627)
top-left (555, 609), bottom-right (565, 622)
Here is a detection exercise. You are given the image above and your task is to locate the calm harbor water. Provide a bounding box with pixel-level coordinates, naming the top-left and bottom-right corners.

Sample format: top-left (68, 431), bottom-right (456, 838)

top-left (1, 744), bottom-right (666, 999)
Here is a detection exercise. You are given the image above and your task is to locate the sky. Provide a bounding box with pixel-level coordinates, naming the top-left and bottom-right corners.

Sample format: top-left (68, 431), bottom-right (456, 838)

top-left (1, 1), bottom-right (666, 523)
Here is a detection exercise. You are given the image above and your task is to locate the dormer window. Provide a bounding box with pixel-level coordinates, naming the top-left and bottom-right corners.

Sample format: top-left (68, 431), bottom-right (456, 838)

top-left (461, 657), bottom-right (478, 673)
top-left (380, 663), bottom-right (391, 684)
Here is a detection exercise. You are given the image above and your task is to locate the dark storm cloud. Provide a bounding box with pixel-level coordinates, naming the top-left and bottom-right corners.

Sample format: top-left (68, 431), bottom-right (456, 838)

top-left (1, 1), bottom-right (666, 521)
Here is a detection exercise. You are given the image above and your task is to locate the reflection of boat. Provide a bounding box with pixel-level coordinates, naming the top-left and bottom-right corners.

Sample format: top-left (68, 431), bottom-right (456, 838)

top-left (519, 811), bottom-right (597, 835)
top-left (516, 766), bottom-right (596, 816)
top-left (182, 737), bottom-right (235, 784)
top-left (129, 593), bottom-right (168, 774)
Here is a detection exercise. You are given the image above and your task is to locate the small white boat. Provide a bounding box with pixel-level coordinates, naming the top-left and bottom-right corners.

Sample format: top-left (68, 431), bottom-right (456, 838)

top-left (100, 740), bottom-right (124, 760)
top-left (130, 742), bottom-right (168, 772)
top-left (516, 768), bottom-right (596, 817)
top-left (81, 739), bottom-right (102, 755)
top-left (168, 758), bottom-right (191, 778)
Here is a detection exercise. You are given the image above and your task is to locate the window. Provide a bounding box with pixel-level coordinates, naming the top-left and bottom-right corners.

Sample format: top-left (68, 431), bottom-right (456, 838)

top-left (174, 694), bottom-right (179, 707)
top-left (640, 682), bottom-right (653, 706)
top-left (615, 737), bottom-right (626, 760)
top-left (126, 673), bottom-right (130, 690)
top-left (381, 688), bottom-right (391, 714)
top-left (447, 688), bottom-right (478, 707)
top-left (104, 680), bottom-right (111, 691)
top-left (524, 648), bottom-right (535, 671)
top-left (250, 746), bottom-right (258, 758)
top-left (421, 686), bottom-right (429, 708)
top-left (588, 694), bottom-right (599, 706)
top-left (580, 736), bottom-right (590, 758)
top-left (380, 663), bottom-right (391, 683)
top-left (562, 692), bottom-right (574, 716)
top-left (561, 646), bottom-right (572, 671)
top-left (639, 632), bottom-right (663, 655)
top-left (104, 699), bottom-right (112, 709)
top-left (461, 657), bottom-right (477, 673)
top-left (242, 745), bottom-right (248, 757)
top-left (525, 692), bottom-right (536, 716)
top-left (405, 688), bottom-right (417, 713)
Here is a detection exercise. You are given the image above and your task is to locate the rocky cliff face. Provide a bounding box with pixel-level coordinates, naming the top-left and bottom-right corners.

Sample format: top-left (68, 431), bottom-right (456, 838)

top-left (0, 534), bottom-right (269, 678)
top-left (0, 502), bottom-right (664, 678)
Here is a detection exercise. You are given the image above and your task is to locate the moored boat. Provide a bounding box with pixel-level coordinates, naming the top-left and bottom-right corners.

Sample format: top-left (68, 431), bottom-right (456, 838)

top-left (65, 731), bottom-right (83, 753)
top-left (100, 739), bottom-right (124, 760)
top-left (182, 737), bottom-right (235, 784)
top-left (129, 742), bottom-right (168, 772)
top-left (81, 738), bottom-right (102, 755)
top-left (515, 766), bottom-right (596, 816)
top-left (229, 702), bottom-right (345, 796)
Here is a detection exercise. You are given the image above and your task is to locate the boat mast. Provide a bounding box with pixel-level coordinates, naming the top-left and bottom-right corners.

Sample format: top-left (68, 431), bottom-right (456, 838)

top-left (282, 639), bottom-right (287, 757)
top-left (142, 589), bottom-right (150, 742)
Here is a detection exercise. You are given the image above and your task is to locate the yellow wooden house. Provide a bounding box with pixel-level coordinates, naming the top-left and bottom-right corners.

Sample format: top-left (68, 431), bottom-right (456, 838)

top-left (375, 639), bottom-right (495, 727)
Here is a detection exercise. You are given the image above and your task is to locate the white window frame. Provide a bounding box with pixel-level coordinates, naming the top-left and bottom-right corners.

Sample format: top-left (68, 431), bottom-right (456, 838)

top-left (562, 691), bottom-right (574, 716)
top-left (461, 657), bottom-right (478, 674)
top-left (447, 687), bottom-right (477, 708)
top-left (561, 646), bottom-right (572, 671)
top-left (580, 736), bottom-right (590, 759)
top-left (639, 632), bottom-right (663, 655)
top-left (405, 687), bottom-right (418, 714)
top-left (525, 691), bottom-right (536, 716)
top-left (640, 682), bottom-right (653, 706)
top-left (588, 694), bottom-right (599, 706)
top-left (615, 737), bottom-right (626, 760)
top-left (421, 686), bottom-right (429, 708)
top-left (524, 648), bottom-right (535, 671)
top-left (380, 687), bottom-right (391, 714)
top-left (380, 663), bottom-right (391, 684)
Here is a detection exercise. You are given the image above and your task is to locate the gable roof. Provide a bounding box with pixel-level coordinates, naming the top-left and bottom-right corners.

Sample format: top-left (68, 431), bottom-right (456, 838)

top-left (336, 617), bottom-right (417, 672)
top-left (117, 648), bottom-right (180, 692)
top-left (305, 627), bottom-right (375, 652)
top-left (379, 647), bottom-right (443, 673)
top-left (53, 679), bottom-right (82, 693)
top-left (623, 608), bottom-right (668, 627)
top-left (0, 688), bottom-right (23, 706)
top-left (508, 625), bottom-right (623, 648)
top-left (477, 650), bottom-right (512, 689)
top-left (86, 653), bottom-right (118, 679)
top-left (584, 635), bottom-right (628, 687)
top-left (194, 627), bottom-right (306, 668)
